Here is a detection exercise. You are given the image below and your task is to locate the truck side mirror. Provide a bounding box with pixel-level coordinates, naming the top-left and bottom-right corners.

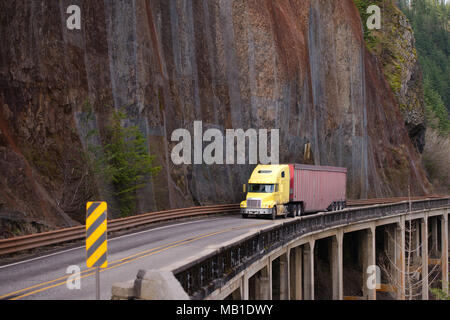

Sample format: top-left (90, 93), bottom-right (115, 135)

top-left (243, 184), bottom-right (246, 193)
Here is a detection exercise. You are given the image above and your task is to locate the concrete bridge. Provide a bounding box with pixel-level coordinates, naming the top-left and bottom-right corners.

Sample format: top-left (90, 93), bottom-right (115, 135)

top-left (112, 198), bottom-right (449, 300)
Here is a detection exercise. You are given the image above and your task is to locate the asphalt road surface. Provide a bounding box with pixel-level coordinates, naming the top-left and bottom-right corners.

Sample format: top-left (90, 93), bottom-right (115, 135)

top-left (0, 215), bottom-right (286, 300)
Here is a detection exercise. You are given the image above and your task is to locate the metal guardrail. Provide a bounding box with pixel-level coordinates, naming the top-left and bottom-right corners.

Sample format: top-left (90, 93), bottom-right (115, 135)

top-left (0, 204), bottom-right (240, 256)
top-left (346, 195), bottom-right (446, 206)
top-left (173, 197), bottom-right (450, 299)
top-left (1, 196), bottom-right (442, 257)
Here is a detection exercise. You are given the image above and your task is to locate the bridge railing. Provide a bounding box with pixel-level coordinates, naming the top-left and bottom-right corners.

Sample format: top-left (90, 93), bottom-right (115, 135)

top-left (173, 197), bottom-right (450, 299)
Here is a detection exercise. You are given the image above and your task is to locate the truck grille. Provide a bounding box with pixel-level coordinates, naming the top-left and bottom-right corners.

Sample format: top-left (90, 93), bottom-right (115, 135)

top-left (247, 199), bottom-right (262, 208)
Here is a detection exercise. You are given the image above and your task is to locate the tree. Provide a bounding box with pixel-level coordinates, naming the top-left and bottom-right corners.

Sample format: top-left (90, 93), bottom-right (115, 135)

top-left (89, 107), bottom-right (161, 217)
top-left (398, 0), bottom-right (450, 115)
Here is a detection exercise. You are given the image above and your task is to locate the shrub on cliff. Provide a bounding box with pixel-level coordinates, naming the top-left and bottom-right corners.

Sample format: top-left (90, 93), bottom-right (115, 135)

top-left (88, 107), bottom-right (161, 217)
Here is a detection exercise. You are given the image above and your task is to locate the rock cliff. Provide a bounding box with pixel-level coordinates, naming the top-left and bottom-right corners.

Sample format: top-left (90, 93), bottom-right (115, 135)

top-left (364, 0), bottom-right (426, 153)
top-left (0, 0), bottom-right (431, 230)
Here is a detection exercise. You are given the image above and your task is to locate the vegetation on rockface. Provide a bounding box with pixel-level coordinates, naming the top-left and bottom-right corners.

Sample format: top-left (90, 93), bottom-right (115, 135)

top-left (355, 0), bottom-right (449, 193)
top-left (396, 0), bottom-right (450, 193)
top-left (83, 102), bottom-right (161, 217)
top-left (397, 0), bottom-right (450, 137)
top-left (355, 0), bottom-right (420, 111)
top-left (356, 0), bottom-right (449, 125)
top-left (354, 0), bottom-right (381, 49)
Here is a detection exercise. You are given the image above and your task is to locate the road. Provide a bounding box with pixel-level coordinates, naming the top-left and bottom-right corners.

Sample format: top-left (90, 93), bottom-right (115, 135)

top-left (0, 215), bottom-right (284, 300)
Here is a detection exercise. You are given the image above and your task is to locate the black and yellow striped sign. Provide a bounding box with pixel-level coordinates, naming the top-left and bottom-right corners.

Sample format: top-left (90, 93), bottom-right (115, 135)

top-left (86, 202), bottom-right (108, 268)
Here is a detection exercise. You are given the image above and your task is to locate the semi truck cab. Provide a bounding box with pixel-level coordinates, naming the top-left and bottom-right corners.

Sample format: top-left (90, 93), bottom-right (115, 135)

top-left (240, 165), bottom-right (291, 219)
top-left (241, 164), bottom-right (347, 219)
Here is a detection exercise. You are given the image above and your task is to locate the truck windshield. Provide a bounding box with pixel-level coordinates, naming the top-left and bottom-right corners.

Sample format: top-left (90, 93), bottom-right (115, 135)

top-left (248, 184), bottom-right (275, 193)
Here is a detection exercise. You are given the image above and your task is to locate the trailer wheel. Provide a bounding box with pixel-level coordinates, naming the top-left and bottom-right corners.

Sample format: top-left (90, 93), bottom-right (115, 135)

top-left (288, 205), bottom-right (295, 218)
top-left (298, 204), bottom-right (303, 217)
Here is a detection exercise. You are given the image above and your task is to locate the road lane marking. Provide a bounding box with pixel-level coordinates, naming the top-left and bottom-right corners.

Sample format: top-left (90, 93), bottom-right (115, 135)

top-left (0, 235), bottom-right (198, 299)
top-left (2, 221), bottom-right (271, 300)
top-left (0, 217), bottom-right (229, 270)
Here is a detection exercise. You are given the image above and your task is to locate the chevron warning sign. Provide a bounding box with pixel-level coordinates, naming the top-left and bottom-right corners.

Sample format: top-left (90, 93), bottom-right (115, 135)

top-left (86, 202), bottom-right (108, 268)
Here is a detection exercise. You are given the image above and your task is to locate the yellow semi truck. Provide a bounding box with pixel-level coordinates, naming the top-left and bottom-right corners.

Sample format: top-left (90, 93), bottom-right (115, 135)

top-left (240, 164), bottom-right (347, 219)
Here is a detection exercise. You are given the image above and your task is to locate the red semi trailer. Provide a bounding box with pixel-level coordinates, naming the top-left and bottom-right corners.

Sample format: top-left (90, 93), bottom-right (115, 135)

top-left (241, 164), bottom-right (347, 218)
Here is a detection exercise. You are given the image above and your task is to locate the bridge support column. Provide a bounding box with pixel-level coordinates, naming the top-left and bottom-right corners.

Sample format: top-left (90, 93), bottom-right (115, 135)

top-left (259, 276), bottom-right (270, 300)
top-left (249, 265), bottom-right (271, 300)
top-left (242, 275), bottom-right (249, 300)
top-left (303, 241), bottom-right (315, 300)
top-left (421, 217), bottom-right (429, 300)
top-left (432, 217), bottom-right (439, 255)
top-left (279, 254), bottom-right (289, 300)
top-left (331, 231), bottom-right (343, 300)
top-left (362, 227), bottom-right (376, 300)
top-left (267, 260), bottom-right (272, 300)
top-left (412, 220), bottom-right (421, 266)
top-left (396, 218), bottom-right (406, 300)
top-left (290, 247), bottom-right (303, 300)
top-left (441, 214), bottom-right (448, 294)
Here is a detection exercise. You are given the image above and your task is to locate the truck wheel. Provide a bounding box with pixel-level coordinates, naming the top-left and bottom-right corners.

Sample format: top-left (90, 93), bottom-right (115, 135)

top-left (271, 206), bottom-right (277, 220)
top-left (242, 214), bottom-right (248, 219)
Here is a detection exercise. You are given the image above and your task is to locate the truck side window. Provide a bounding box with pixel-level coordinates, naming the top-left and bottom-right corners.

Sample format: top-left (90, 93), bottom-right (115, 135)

top-left (281, 171), bottom-right (285, 178)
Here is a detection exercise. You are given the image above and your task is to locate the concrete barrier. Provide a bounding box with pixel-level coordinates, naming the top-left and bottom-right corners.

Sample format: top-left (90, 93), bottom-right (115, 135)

top-left (111, 270), bottom-right (189, 300)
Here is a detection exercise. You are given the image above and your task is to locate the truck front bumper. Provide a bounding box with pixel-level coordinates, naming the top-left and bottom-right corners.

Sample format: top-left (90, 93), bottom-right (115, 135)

top-left (241, 208), bottom-right (272, 216)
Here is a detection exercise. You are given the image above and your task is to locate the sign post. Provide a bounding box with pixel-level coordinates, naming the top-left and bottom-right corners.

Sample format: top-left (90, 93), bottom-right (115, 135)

top-left (86, 202), bottom-right (108, 300)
